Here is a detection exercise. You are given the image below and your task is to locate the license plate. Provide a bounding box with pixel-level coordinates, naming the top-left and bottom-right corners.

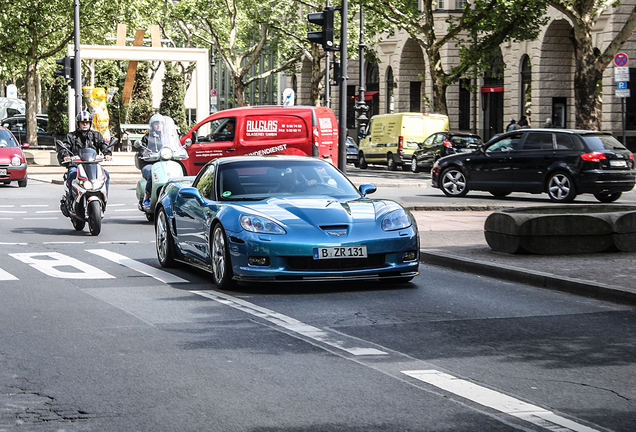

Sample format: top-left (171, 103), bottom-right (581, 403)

top-left (0, 169), bottom-right (6, 176)
top-left (313, 246), bottom-right (367, 259)
top-left (610, 160), bottom-right (627, 167)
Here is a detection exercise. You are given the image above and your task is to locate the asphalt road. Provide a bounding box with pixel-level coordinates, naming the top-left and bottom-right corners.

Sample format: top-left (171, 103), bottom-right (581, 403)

top-left (1, 182), bottom-right (635, 431)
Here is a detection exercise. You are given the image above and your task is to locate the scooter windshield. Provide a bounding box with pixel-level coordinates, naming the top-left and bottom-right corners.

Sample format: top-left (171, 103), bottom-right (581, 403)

top-left (142, 115), bottom-right (188, 161)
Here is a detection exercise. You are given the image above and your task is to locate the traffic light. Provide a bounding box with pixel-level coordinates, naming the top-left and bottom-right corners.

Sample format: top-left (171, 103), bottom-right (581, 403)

top-left (307, 7), bottom-right (335, 51)
top-left (54, 56), bottom-right (75, 86)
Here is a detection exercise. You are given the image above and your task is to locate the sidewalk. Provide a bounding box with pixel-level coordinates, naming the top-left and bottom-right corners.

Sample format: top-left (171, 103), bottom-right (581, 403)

top-left (26, 156), bottom-right (636, 305)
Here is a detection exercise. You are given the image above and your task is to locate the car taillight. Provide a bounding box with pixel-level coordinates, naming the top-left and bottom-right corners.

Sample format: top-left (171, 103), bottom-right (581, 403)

top-left (629, 153), bottom-right (634, 160)
top-left (398, 136), bottom-right (404, 151)
top-left (443, 138), bottom-right (452, 148)
top-left (580, 152), bottom-right (607, 162)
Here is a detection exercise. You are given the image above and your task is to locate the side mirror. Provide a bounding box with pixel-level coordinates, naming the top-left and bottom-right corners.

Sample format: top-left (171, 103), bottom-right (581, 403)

top-left (178, 187), bottom-right (204, 204)
top-left (184, 138), bottom-right (192, 147)
top-left (359, 184), bottom-right (377, 197)
top-left (22, 143), bottom-right (30, 149)
top-left (133, 140), bottom-right (142, 150)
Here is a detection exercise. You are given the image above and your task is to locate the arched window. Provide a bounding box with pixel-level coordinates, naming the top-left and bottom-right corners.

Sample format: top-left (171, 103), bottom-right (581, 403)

top-left (366, 62), bottom-right (379, 116)
top-left (520, 55), bottom-right (531, 120)
top-left (386, 67), bottom-right (394, 113)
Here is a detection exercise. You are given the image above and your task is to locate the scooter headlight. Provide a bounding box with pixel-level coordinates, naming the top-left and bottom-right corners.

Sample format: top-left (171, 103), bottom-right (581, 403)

top-left (83, 180), bottom-right (93, 190)
top-left (160, 147), bottom-right (173, 160)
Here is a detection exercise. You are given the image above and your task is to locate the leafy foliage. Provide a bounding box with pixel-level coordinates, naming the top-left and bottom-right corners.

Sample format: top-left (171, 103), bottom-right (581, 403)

top-left (159, 62), bottom-right (187, 133)
top-left (128, 62), bottom-right (155, 124)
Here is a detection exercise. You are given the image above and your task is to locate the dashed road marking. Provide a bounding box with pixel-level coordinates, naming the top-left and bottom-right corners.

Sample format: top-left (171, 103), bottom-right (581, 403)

top-left (87, 249), bottom-right (188, 284)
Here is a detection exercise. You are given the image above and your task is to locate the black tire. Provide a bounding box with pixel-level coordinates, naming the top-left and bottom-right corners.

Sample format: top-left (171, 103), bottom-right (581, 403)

top-left (547, 172), bottom-right (576, 202)
top-left (387, 154), bottom-right (397, 171)
top-left (594, 192), bottom-right (622, 203)
top-left (211, 223), bottom-right (236, 289)
top-left (71, 218), bottom-right (85, 231)
top-left (87, 200), bottom-right (102, 236)
top-left (18, 177), bottom-right (27, 187)
top-left (156, 208), bottom-right (177, 268)
top-left (358, 152), bottom-right (368, 169)
top-left (490, 191), bottom-right (511, 198)
top-left (440, 167), bottom-right (469, 197)
top-left (410, 157), bottom-right (419, 173)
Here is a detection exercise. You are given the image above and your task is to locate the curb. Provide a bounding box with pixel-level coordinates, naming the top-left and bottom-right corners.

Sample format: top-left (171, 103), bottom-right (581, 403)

top-left (419, 250), bottom-right (636, 305)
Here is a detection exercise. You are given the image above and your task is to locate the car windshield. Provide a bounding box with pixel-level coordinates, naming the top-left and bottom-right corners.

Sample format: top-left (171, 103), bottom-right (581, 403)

top-left (217, 159), bottom-right (361, 201)
top-left (581, 134), bottom-right (628, 151)
top-left (0, 130), bottom-right (18, 147)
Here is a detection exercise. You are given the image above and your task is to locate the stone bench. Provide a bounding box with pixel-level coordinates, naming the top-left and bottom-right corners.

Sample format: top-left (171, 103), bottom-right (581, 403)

top-left (484, 205), bottom-right (636, 254)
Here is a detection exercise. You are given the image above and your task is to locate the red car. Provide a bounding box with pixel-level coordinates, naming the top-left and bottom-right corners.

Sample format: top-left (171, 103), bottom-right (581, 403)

top-left (0, 126), bottom-right (28, 187)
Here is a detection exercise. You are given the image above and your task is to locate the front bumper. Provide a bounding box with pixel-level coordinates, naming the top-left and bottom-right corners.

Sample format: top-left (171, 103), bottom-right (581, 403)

top-left (0, 163), bottom-right (27, 181)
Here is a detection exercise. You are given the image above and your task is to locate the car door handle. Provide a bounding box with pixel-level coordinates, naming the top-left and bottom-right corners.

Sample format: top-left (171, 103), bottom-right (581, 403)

top-left (225, 148), bottom-right (236, 152)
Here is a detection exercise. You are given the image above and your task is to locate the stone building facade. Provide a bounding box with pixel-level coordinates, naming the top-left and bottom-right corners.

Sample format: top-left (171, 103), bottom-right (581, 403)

top-left (291, 1), bottom-right (636, 150)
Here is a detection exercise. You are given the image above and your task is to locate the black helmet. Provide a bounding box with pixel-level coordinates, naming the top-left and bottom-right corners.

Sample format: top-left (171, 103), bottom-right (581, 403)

top-left (76, 111), bottom-right (93, 126)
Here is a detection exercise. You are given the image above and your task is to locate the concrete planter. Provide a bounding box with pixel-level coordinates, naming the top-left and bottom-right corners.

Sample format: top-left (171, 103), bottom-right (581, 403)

top-left (484, 205), bottom-right (636, 254)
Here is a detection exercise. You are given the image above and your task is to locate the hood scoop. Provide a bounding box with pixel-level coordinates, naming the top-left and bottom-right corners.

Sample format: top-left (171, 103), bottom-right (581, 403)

top-left (321, 225), bottom-right (349, 238)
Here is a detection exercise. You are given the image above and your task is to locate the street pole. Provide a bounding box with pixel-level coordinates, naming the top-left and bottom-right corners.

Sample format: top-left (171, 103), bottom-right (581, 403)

top-left (356, 6), bottom-right (369, 144)
top-left (325, 0), bottom-right (330, 109)
top-left (338, 0), bottom-right (348, 172)
top-left (73, 0), bottom-right (82, 116)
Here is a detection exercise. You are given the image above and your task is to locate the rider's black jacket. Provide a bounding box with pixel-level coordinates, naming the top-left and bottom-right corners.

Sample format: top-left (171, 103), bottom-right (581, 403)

top-left (57, 129), bottom-right (111, 164)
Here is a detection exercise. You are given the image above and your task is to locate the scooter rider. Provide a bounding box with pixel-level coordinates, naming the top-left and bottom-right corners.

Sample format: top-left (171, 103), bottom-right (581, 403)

top-left (138, 113), bottom-right (164, 206)
top-left (58, 111), bottom-right (112, 200)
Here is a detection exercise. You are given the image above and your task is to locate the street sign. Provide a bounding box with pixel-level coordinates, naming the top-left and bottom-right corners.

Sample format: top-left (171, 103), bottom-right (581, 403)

top-left (615, 66), bottom-right (630, 82)
top-left (614, 53), bottom-right (629, 67)
top-left (211, 89), bottom-right (217, 97)
top-left (618, 81), bottom-right (629, 90)
top-left (616, 89), bottom-right (631, 98)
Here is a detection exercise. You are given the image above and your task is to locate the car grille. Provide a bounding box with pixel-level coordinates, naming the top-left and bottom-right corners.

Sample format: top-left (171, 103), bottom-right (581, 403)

top-left (286, 254), bottom-right (386, 271)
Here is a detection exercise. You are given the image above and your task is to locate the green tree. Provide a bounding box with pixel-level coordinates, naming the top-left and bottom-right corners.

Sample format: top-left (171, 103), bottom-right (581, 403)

top-left (128, 62), bottom-right (155, 124)
top-left (47, 76), bottom-right (69, 140)
top-left (361, 0), bottom-right (549, 115)
top-left (0, 0), bottom-right (124, 144)
top-left (550, 0), bottom-right (636, 129)
top-left (172, 0), bottom-right (305, 107)
top-left (159, 62), bottom-right (187, 133)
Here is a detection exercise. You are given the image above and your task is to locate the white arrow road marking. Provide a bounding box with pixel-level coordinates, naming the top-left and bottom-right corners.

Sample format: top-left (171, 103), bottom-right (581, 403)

top-left (402, 370), bottom-right (601, 432)
top-left (86, 249), bottom-right (188, 284)
top-left (10, 252), bottom-right (115, 279)
top-left (0, 268), bottom-right (18, 281)
top-left (192, 289), bottom-right (388, 356)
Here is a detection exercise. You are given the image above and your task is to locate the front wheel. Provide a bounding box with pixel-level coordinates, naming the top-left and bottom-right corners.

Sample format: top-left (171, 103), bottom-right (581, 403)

top-left (547, 172), bottom-right (576, 202)
top-left (440, 167), bottom-right (469, 197)
top-left (410, 157), bottom-right (420, 173)
top-left (594, 192), bottom-right (622, 203)
top-left (87, 200), bottom-right (102, 236)
top-left (358, 152), bottom-right (368, 169)
top-left (156, 208), bottom-right (177, 267)
top-left (18, 177), bottom-right (27, 187)
top-left (211, 224), bottom-right (236, 290)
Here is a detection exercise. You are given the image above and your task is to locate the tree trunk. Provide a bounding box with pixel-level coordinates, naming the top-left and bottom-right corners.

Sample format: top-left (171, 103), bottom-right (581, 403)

top-left (25, 58), bottom-right (38, 146)
top-left (428, 49), bottom-right (449, 115)
top-left (233, 75), bottom-right (246, 107)
top-left (571, 24), bottom-right (602, 130)
top-left (311, 45), bottom-right (324, 106)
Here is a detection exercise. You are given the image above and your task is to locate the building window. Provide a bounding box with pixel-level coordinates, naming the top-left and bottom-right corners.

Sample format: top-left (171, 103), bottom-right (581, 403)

top-left (455, 0), bottom-right (466, 9)
top-left (366, 62), bottom-right (379, 117)
top-left (410, 82), bottom-right (422, 112)
top-left (459, 79), bottom-right (470, 130)
top-left (347, 85), bottom-right (356, 129)
top-left (437, 0), bottom-right (444, 9)
top-left (520, 55), bottom-right (532, 122)
top-left (386, 67), bottom-right (394, 113)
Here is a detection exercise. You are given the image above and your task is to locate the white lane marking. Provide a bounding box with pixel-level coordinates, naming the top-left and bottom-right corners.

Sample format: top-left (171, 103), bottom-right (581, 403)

top-left (192, 290), bottom-right (388, 356)
top-left (24, 218), bottom-right (59, 220)
top-left (0, 218), bottom-right (13, 220)
top-left (21, 205), bottom-right (48, 208)
top-left (0, 268), bottom-right (18, 281)
top-left (109, 203), bottom-right (125, 207)
top-left (0, 211), bottom-right (26, 214)
top-left (114, 209), bottom-right (140, 212)
top-left (0, 205), bottom-right (15, 208)
top-left (43, 242), bottom-right (86, 244)
top-left (98, 241), bottom-right (140, 244)
top-left (10, 252), bottom-right (115, 279)
top-left (35, 210), bottom-right (60, 214)
top-left (0, 242), bottom-right (26, 245)
top-left (86, 249), bottom-right (188, 284)
top-left (402, 370), bottom-right (601, 432)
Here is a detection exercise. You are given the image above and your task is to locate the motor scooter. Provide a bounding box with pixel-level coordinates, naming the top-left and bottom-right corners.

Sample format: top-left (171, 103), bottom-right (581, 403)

top-left (56, 139), bottom-right (117, 236)
top-left (134, 115), bottom-right (189, 221)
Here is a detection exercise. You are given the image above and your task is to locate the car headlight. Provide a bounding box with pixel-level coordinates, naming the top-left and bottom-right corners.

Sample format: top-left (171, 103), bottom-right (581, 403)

top-left (160, 147), bottom-right (173, 160)
top-left (11, 156), bottom-right (21, 166)
top-left (382, 209), bottom-right (412, 231)
top-left (240, 214), bottom-right (286, 234)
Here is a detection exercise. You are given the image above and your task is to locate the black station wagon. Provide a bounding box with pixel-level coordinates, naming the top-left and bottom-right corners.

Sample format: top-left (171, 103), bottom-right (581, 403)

top-left (431, 129), bottom-right (635, 203)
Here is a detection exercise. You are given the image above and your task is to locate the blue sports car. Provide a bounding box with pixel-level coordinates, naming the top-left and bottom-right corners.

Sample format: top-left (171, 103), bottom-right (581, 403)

top-left (154, 156), bottom-right (419, 289)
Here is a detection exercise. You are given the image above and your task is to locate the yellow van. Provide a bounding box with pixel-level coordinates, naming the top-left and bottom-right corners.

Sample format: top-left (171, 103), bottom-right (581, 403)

top-left (358, 112), bottom-right (449, 170)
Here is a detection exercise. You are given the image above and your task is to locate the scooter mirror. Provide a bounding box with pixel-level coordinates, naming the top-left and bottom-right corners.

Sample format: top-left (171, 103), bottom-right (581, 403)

top-left (133, 140), bottom-right (142, 150)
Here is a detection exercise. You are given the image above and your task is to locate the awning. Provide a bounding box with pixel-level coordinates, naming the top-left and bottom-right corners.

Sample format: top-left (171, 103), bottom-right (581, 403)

top-left (481, 85), bottom-right (504, 93)
top-left (355, 90), bottom-right (379, 101)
